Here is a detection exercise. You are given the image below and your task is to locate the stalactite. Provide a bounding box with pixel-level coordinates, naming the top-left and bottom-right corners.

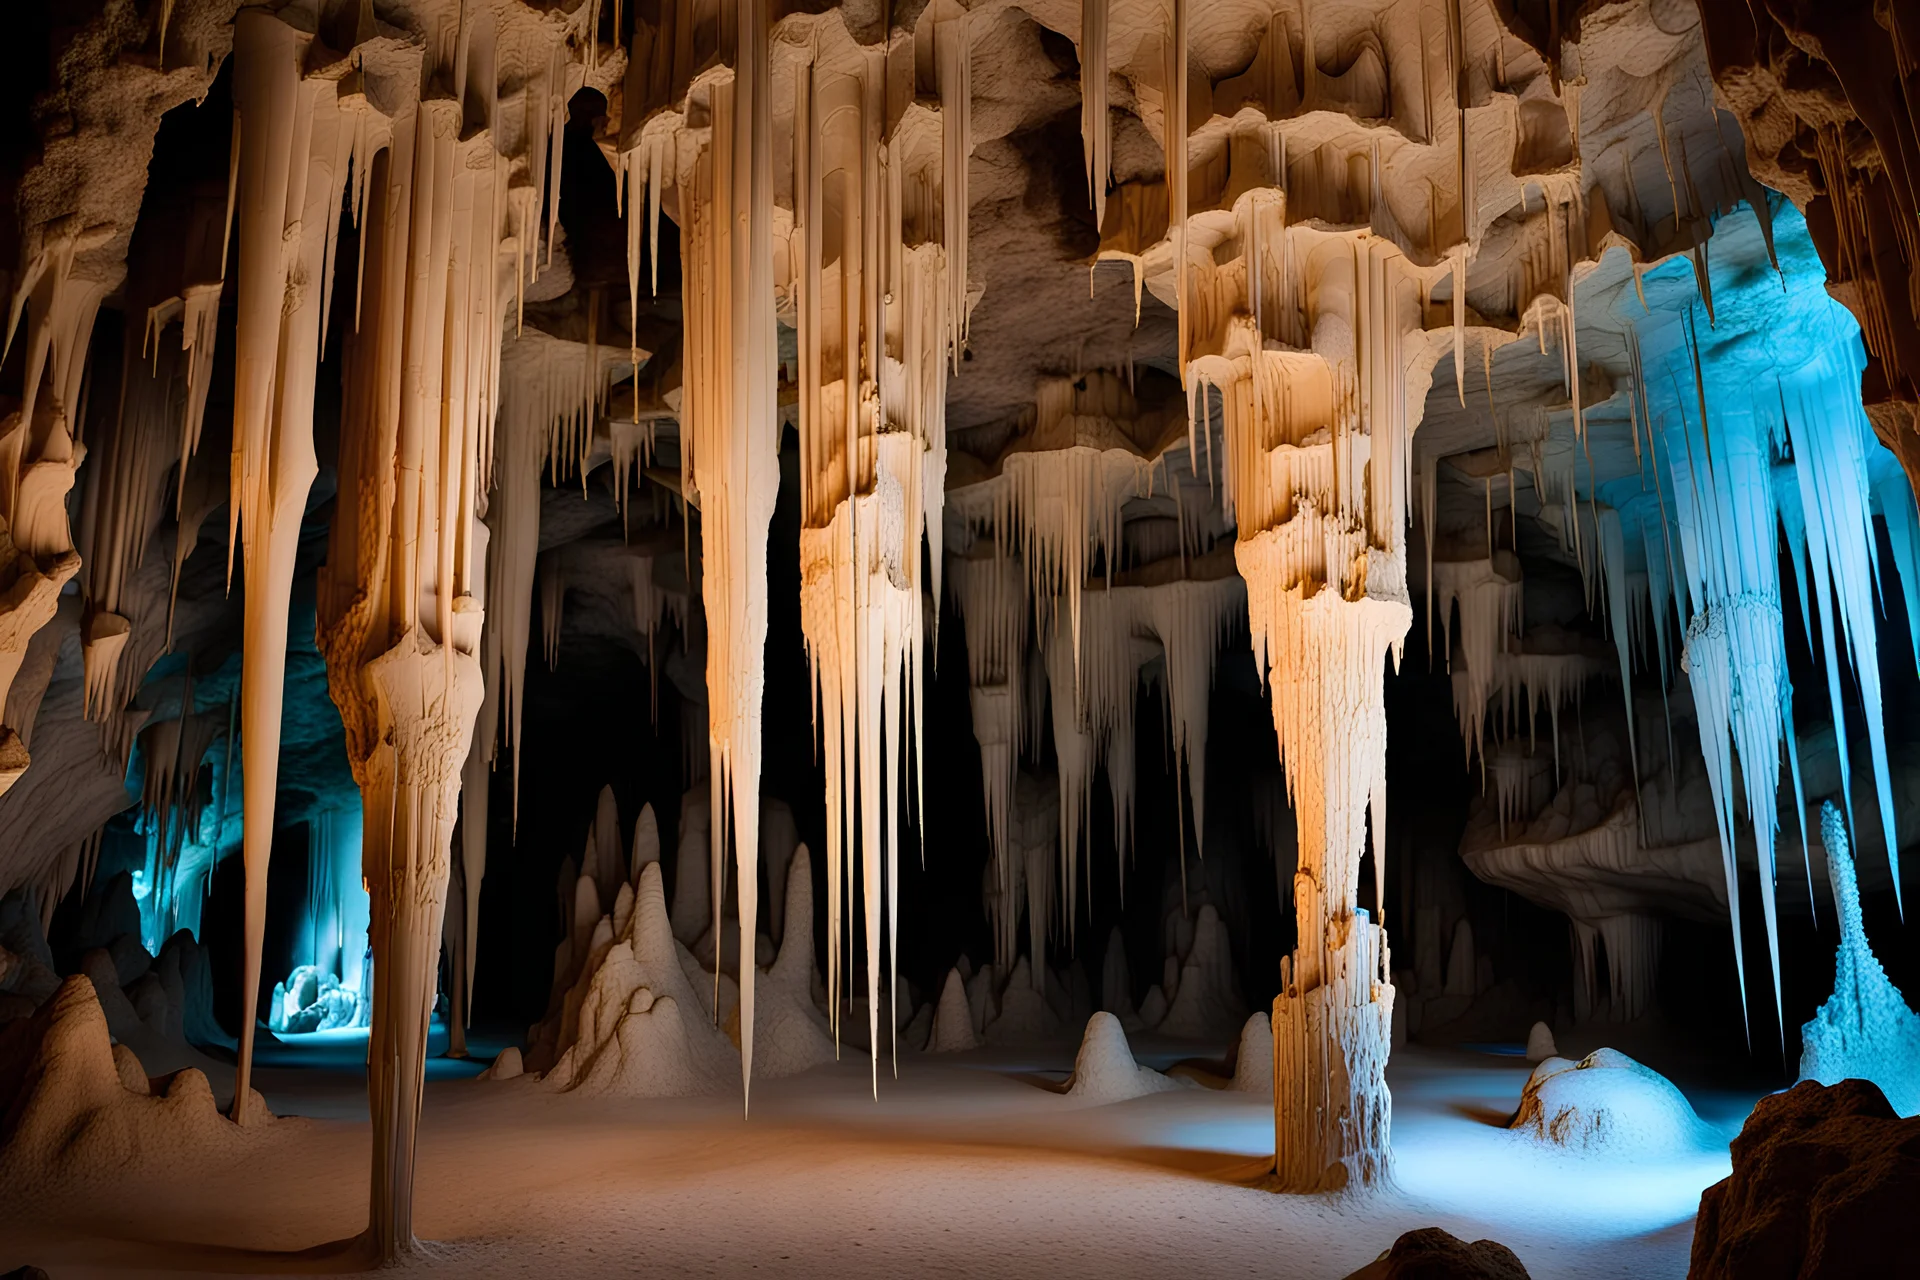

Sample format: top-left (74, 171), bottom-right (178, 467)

top-left (226, 9), bottom-right (364, 1125)
top-left (948, 373), bottom-right (1162, 669)
top-left (1432, 553), bottom-right (1524, 769)
top-left (675, 0), bottom-right (779, 1109)
top-left (1080, 0), bottom-right (1109, 233)
top-left (133, 682), bottom-right (220, 953)
top-left (950, 550), bottom-right (1028, 941)
top-left (0, 231), bottom-right (92, 796)
top-left (1778, 346), bottom-right (1902, 913)
top-left (76, 130), bottom-right (235, 735)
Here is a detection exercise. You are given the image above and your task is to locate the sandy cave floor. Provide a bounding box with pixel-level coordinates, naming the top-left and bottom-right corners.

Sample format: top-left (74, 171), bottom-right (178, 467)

top-left (0, 1032), bottom-right (1755, 1280)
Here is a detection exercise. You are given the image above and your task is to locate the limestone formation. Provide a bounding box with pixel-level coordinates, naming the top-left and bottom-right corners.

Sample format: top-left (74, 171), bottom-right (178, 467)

top-left (1512, 1048), bottom-right (1716, 1158)
top-left (1797, 804), bottom-right (1920, 1117)
top-left (1066, 1010), bottom-right (1181, 1103)
top-left (8, 0), bottom-right (1920, 1261)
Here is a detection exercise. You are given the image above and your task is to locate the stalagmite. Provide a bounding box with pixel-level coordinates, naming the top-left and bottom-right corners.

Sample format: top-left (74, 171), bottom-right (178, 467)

top-left (226, 8), bottom-right (364, 1125)
top-left (928, 966), bottom-right (977, 1051)
top-left (1797, 803), bottom-right (1920, 1117)
top-left (1066, 1011), bottom-right (1180, 1101)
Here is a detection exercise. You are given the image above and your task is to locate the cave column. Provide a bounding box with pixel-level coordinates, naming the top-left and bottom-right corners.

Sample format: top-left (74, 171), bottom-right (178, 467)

top-left (1198, 230), bottom-right (1426, 1190)
top-left (1254, 581), bottom-right (1405, 1190)
top-left (317, 58), bottom-right (502, 1253)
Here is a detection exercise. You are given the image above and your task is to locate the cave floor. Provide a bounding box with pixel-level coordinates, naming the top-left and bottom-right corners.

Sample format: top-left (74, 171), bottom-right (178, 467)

top-left (2, 1037), bottom-right (1753, 1279)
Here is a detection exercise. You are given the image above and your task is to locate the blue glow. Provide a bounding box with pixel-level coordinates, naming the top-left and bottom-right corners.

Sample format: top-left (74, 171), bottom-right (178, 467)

top-left (1591, 197), bottom-right (1920, 1026)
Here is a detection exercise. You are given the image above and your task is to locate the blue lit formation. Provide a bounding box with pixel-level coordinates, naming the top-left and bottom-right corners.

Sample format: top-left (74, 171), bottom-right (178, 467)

top-left (1595, 198), bottom-right (1920, 1029)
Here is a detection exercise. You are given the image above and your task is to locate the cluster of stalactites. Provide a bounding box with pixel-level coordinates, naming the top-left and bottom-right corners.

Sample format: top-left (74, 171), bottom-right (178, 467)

top-left (133, 680), bottom-right (224, 951)
top-left (1645, 321), bottom-right (1915, 1041)
top-left (787, 17), bottom-right (970, 1094)
top-left (77, 177), bottom-right (232, 729)
top-left (952, 372), bottom-right (1173, 675)
top-left (1046, 575), bottom-right (1243, 921)
top-left (1652, 344), bottom-right (1797, 1042)
top-left (949, 551), bottom-right (1029, 934)
top-left (1429, 553), bottom-right (1524, 769)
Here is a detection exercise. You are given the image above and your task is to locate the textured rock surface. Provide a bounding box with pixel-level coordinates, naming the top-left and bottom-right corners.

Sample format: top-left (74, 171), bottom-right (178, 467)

top-left (1512, 1048), bottom-right (1717, 1157)
top-left (1690, 1079), bottom-right (1920, 1280)
top-left (1344, 1227), bottom-right (1532, 1280)
top-left (1066, 1011), bottom-right (1181, 1103)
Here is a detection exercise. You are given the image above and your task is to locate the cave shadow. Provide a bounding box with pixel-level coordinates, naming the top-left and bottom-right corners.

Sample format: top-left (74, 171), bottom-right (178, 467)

top-left (1449, 1102), bottom-right (1518, 1128)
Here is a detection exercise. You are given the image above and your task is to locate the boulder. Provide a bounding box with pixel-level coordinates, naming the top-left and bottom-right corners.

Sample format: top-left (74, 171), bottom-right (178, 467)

top-left (1689, 1079), bottom-right (1919, 1279)
top-left (1344, 1227), bottom-right (1531, 1279)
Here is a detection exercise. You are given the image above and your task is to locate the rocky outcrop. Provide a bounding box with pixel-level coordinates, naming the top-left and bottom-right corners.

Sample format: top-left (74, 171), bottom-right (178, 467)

top-left (1690, 1079), bottom-right (1919, 1279)
top-left (0, 977), bottom-right (274, 1190)
top-left (1344, 1227), bottom-right (1531, 1279)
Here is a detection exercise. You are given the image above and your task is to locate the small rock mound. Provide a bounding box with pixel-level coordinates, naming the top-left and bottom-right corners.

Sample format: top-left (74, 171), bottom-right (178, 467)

top-left (1511, 1048), bottom-right (1715, 1157)
top-left (1690, 1078), bottom-right (1918, 1279)
top-left (1343, 1227), bottom-right (1531, 1279)
top-left (1229, 1011), bottom-right (1272, 1093)
top-left (482, 1045), bottom-right (524, 1080)
top-left (927, 967), bottom-right (977, 1052)
top-left (1524, 1021), bottom-right (1556, 1063)
top-left (0, 977), bottom-right (273, 1187)
top-left (1066, 1012), bottom-right (1181, 1102)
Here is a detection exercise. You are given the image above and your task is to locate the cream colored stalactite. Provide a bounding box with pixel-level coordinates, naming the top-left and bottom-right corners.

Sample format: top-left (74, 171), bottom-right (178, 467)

top-left (793, 28), bottom-right (962, 1088)
top-left (0, 233), bottom-right (94, 795)
top-left (539, 548), bottom-right (566, 671)
top-left (226, 9), bottom-right (365, 1125)
top-left (676, 0), bottom-right (779, 1110)
top-left (80, 150), bottom-right (236, 718)
top-left (1063, 575), bottom-right (1241, 900)
top-left (949, 551), bottom-right (1027, 936)
top-left (1081, 0), bottom-right (1109, 233)
top-left (77, 334), bottom-right (170, 724)
top-left (1166, 0), bottom-right (1188, 378)
top-left (316, 37), bottom-right (507, 1250)
top-left (490, 330), bottom-right (621, 821)
top-left (1138, 577), bottom-right (1241, 854)
top-left (1043, 619), bottom-right (1096, 939)
top-left (1431, 553), bottom-right (1524, 769)
top-left (456, 526), bottom-right (495, 1058)
top-left (972, 389), bottom-right (1156, 666)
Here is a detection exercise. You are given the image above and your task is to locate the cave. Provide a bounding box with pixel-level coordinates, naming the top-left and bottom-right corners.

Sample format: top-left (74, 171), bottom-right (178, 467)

top-left (2, 1), bottom-right (1918, 1277)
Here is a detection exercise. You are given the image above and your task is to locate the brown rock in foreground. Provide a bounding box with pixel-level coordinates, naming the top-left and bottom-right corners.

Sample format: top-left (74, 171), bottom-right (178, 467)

top-left (1344, 1227), bottom-right (1531, 1280)
top-left (1690, 1079), bottom-right (1920, 1279)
